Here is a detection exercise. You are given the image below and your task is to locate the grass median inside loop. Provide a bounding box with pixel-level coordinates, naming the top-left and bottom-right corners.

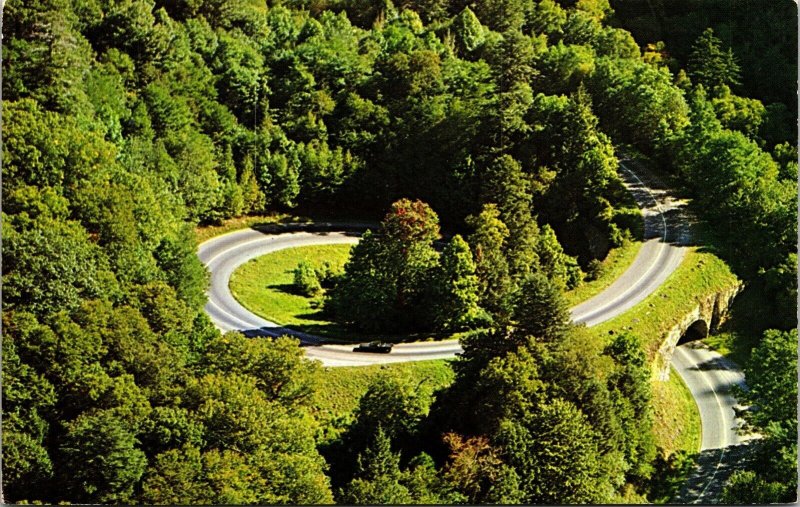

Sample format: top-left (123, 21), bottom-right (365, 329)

top-left (229, 244), bottom-right (354, 338)
top-left (228, 243), bottom-right (461, 343)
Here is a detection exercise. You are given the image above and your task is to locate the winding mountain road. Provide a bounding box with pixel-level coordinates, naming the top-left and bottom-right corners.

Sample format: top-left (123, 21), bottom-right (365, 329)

top-left (199, 161), bottom-right (689, 364)
top-left (198, 161), bottom-right (749, 500)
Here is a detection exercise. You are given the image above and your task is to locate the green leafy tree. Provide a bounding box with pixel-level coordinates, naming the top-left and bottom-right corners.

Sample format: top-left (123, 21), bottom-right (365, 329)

top-left (344, 375), bottom-right (428, 453)
top-left (496, 399), bottom-right (610, 504)
top-left (182, 372), bottom-right (334, 503)
top-left (466, 204), bottom-right (514, 320)
top-left (153, 224), bottom-right (209, 310)
top-left (459, 340), bottom-right (548, 431)
top-left (723, 329), bottom-right (798, 503)
top-left (738, 329), bottom-right (797, 432)
top-left (540, 41), bottom-right (596, 95)
top-left (763, 253), bottom-right (798, 330)
top-left (59, 410), bottom-right (148, 504)
top-left (326, 230), bottom-right (395, 331)
top-left (472, 0), bottom-right (530, 32)
top-left (201, 333), bottom-right (321, 407)
top-left (451, 7), bottom-right (485, 55)
top-left (3, 0), bottom-right (95, 116)
top-left (403, 452), bottom-right (466, 504)
top-left (141, 445), bottom-right (266, 505)
top-left (587, 57), bottom-right (689, 151)
top-left (1, 321), bottom-right (57, 501)
top-left (526, 89), bottom-right (623, 261)
top-left (604, 332), bottom-right (656, 482)
top-left (512, 272), bottom-right (571, 343)
top-left (329, 199), bottom-right (440, 331)
top-left (722, 470), bottom-right (788, 504)
top-left (2, 217), bottom-right (118, 318)
top-left (481, 155), bottom-right (540, 282)
top-left (537, 224), bottom-right (583, 289)
top-left (711, 85), bottom-right (767, 140)
top-left (527, 0), bottom-right (567, 37)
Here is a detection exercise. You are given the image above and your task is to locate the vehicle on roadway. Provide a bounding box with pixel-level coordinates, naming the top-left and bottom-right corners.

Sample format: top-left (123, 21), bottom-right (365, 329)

top-left (353, 341), bottom-right (393, 353)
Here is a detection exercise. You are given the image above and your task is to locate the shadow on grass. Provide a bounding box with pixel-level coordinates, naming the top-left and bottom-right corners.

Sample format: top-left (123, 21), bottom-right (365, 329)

top-left (271, 283), bottom-right (309, 297)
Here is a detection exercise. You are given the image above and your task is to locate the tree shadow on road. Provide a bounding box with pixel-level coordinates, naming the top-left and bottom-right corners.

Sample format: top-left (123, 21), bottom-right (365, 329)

top-left (673, 440), bottom-right (759, 504)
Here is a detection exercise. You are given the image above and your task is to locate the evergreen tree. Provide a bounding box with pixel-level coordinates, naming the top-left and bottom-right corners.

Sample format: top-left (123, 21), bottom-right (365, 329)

top-left (496, 399), bottom-right (610, 504)
top-left (481, 154), bottom-right (540, 282)
top-left (604, 332), bottom-right (657, 483)
top-left (466, 204), bottom-right (514, 320)
top-left (339, 428), bottom-right (413, 504)
top-left (511, 272), bottom-right (571, 343)
top-left (687, 28), bottom-right (742, 92)
top-left (433, 235), bottom-right (485, 331)
top-left (537, 224), bottom-right (583, 289)
top-left (451, 7), bottom-right (485, 55)
top-left (327, 230), bottom-right (395, 331)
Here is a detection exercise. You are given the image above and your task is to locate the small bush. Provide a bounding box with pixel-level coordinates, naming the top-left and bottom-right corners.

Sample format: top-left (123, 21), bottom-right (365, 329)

top-left (585, 259), bottom-right (605, 282)
top-left (315, 261), bottom-right (344, 288)
top-left (294, 260), bottom-right (322, 296)
top-left (565, 257), bottom-right (584, 290)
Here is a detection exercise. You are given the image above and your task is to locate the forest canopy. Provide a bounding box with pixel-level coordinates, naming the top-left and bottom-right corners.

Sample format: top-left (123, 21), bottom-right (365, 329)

top-left (2, 0), bottom-right (796, 504)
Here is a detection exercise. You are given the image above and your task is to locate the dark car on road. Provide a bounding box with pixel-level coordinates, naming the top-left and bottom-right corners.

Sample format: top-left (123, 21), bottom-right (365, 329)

top-left (353, 341), bottom-right (393, 353)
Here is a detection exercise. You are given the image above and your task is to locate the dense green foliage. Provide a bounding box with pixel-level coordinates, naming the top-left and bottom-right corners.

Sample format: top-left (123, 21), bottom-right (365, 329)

top-left (328, 199), bottom-right (445, 332)
top-left (610, 0), bottom-right (797, 133)
top-left (586, 17), bottom-right (797, 503)
top-left (3, 0), bottom-right (795, 504)
top-left (722, 329), bottom-right (798, 503)
top-left (329, 199), bottom-right (493, 332)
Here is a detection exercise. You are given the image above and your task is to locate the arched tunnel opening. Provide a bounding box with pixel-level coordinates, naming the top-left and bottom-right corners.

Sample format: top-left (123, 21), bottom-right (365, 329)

top-left (677, 319), bottom-right (709, 345)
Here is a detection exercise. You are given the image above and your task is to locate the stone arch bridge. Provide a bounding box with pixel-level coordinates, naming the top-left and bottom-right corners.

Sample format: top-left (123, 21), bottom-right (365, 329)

top-left (655, 283), bottom-right (743, 380)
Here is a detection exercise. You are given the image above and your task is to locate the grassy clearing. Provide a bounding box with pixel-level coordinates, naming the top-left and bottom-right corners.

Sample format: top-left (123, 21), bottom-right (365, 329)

top-left (229, 244), bottom-right (354, 337)
top-left (311, 359), bottom-right (455, 442)
top-left (195, 213), bottom-right (306, 244)
top-left (590, 248), bottom-right (740, 362)
top-left (651, 366), bottom-right (702, 458)
top-left (565, 238), bottom-right (644, 307)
